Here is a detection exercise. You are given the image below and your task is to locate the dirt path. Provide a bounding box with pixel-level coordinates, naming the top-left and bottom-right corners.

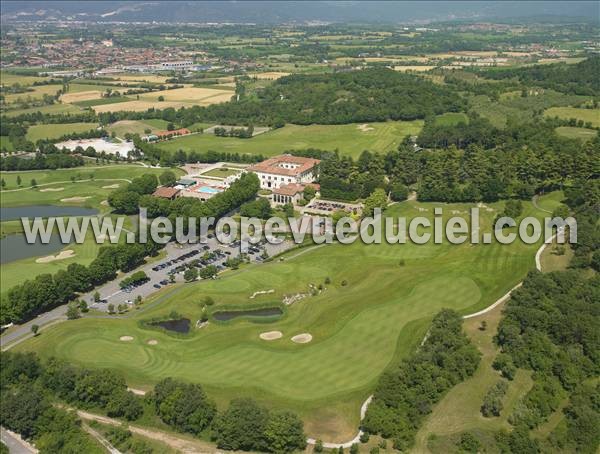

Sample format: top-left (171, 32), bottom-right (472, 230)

top-left (312, 229), bottom-right (560, 447)
top-left (82, 423), bottom-right (122, 454)
top-left (75, 410), bottom-right (216, 454)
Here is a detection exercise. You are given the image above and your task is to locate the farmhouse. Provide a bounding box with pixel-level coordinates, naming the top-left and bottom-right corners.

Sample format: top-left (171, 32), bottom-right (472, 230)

top-left (248, 155), bottom-right (320, 190)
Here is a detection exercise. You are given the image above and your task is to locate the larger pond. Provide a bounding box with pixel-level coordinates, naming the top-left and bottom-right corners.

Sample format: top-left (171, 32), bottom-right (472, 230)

top-left (0, 205), bottom-right (98, 221)
top-left (0, 233), bottom-right (71, 264)
top-left (212, 307), bottom-right (283, 322)
top-left (150, 318), bottom-right (191, 334)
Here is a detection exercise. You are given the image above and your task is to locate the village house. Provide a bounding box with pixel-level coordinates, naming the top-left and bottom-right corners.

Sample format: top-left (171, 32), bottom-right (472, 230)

top-left (247, 155), bottom-right (320, 190)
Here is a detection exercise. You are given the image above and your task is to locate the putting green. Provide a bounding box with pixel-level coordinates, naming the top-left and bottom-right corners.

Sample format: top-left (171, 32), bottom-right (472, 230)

top-left (16, 199), bottom-right (546, 439)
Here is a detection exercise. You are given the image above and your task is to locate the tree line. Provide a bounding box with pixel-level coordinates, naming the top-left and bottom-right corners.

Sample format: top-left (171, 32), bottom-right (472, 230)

top-left (1, 173), bottom-right (260, 325)
top-left (293, 121), bottom-right (598, 204)
top-left (1, 351), bottom-right (306, 453)
top-left (362, 309), bottom-right (480, 450)
top-left (0, 152), bottom-right (84, 171)
top-left (479, 56), bottom-right (600, 96)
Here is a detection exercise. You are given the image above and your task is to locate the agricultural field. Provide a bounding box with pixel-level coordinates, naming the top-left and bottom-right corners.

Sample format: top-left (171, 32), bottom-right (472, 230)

top-left (469, 91), bottom-right (592, 129)
top-left (104, 73), bottom-right (171, 84)
top-left (25, 122), bottom-right (99, 142)
top-left (73, 96), bottom-right (133, 108)
top-left (107, 119), bottom-right (171, 137)
top-left (16, 198), bottom-right (548, 441)
top-left (158, 121), bottom-right (423, 159)
top-left (2, 102), bottom-right (83, 117)
top-left (90, 87), bottom-right (235, 113)
top-left (0, 71), bottom-right (51, 86)
top-left (2, 84), bottom-right (62, 104)
top-left (555, 126), bottom-right (598, 141)
top-left (544, 106), bottom-right (600, 127)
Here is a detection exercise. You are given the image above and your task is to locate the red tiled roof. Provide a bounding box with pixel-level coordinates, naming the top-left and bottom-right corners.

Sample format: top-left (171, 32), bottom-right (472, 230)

top-left (152, 187), bottom-right (180, 198)
top-left (155, 128), bottom-right (190, 138)
top-left (247, 155), bottom-right (320, 177)
top-left (273, 183), bottom-right (305, 196)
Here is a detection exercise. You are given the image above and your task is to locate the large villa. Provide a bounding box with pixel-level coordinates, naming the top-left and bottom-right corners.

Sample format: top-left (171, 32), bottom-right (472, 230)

top-left (247, 155), bottom-right (320, 190)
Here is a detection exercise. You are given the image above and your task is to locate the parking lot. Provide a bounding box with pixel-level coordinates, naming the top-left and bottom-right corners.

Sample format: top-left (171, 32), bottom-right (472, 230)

top-left (89, 237), bottom-right (294, 311)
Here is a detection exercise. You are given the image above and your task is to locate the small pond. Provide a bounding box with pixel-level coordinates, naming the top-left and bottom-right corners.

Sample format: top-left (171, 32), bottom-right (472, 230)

top-left (1, 205), bottom-right (98, 221)
top-left (150, 318), bottom-right (191, 334)
top-left (212, 307), bottom-right (283, 322)
top-left (0, 233), bottom-right (70, 264)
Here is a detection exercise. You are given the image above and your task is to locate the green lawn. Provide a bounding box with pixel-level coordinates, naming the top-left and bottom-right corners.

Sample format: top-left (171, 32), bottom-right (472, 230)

top-left (0, 165), bottom-right (184, 296)
top-left (16, 197), bottom-right (548, 441)
top-left (555, 126), bottom-right (598, 141)
top-left (200, 167), bottom-right (241, 178)
top-left (157, 121), bottom-right (423, 159)
top-left (0, 136), bottom-right (14, 151)
top-left (25, 122), bottom-right (99, 142)
top-left (471, 91), bottom-right (591, 129)
top-left (66, 83), bottom-right (123, 94)
top-left (0, 164), bottom-right (170, 190)
top-left (2, 103), bottom-right (83, 117)
top-left (1, 72), bottom-right (51, 86)
top-left (435, 112), bottom-right (469, 126)
top-left (544, 107), bottom-right (600, 127)
top-left (73, 96), bottom-right (132, 108)
top-left (107, 119), bottom-right (170, 138)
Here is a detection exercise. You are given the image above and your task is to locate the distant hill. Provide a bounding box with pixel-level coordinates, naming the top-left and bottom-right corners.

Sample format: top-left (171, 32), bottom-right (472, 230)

top-left (2, 1), bottom-right (599, 24)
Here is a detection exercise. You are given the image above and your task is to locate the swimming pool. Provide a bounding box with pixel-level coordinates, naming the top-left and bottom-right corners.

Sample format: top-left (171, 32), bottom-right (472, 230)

top-left (198, 186), bottom-right (221, 194)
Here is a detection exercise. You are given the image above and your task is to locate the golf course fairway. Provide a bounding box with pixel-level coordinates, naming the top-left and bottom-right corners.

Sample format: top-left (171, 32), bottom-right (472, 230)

top-left (16, 199), bottom-right (547, 440)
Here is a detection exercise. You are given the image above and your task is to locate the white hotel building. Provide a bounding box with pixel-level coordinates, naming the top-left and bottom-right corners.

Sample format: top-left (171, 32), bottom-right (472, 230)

top-left (247, 155), bottom-right (320, 190)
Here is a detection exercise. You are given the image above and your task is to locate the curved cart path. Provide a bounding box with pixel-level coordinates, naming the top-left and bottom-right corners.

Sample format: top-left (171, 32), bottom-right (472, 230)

top-left (309, 228), bottom-right (560, 447)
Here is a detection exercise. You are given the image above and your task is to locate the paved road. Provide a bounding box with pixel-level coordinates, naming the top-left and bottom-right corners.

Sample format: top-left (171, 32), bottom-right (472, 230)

top-left (1, 428), bottom-right (37, 454)
top-left (1, 238), bottom-right (294, 349)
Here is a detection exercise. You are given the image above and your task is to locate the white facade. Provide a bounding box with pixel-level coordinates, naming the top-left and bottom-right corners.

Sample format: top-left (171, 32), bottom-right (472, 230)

top-left (255, 168), bottom-right (316, 190)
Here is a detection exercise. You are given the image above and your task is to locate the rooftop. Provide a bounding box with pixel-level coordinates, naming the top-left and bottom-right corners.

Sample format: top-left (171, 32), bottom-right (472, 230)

top-left (273, 183), bottom-right (306, 196)
top-left (247, 155), bottom-right (320, 177)
top-left (152, 187), bottom-right (180, 199)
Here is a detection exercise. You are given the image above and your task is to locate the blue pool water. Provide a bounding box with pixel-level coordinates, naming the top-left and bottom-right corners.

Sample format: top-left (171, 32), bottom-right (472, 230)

top-left (198, 186), bottom-right (220, 194)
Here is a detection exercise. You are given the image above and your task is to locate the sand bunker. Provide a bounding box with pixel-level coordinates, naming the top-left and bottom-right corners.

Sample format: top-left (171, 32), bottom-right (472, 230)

top-left (40, 187), bottom-right (64, 192)
top-left (120, 336), bottom-right (134, 341)
top-left (250, 289), bottom-right (274, 299)
top-left (147, 339), bottom-right (158, 345)
top-left (35, 250), bottom-right (75, 263)
top-left (100, 200), bottom-right (109, 206)
top-left (260, 331), bottom-right (283, 341)
top-left (291, 333), bottom-right (313, 344)
top-left (60, 196), bottom-right (91, 203)
top-left (102, 184), bottom-right (120, 189)
top-left (357, 124), bottom-right (374, 132)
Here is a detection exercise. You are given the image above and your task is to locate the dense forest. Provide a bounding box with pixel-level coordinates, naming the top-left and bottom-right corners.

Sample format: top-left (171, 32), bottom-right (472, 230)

top-left (87, 69), bottom-right (464, 127)
top-left (0, 352), bottom-right (306, 453)
top-left (362, 310), bottom-right (480, 449)
top-left (480, 56), bottom-right (600, 96)
top-left (292, 126), bottom-right (599, 204)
